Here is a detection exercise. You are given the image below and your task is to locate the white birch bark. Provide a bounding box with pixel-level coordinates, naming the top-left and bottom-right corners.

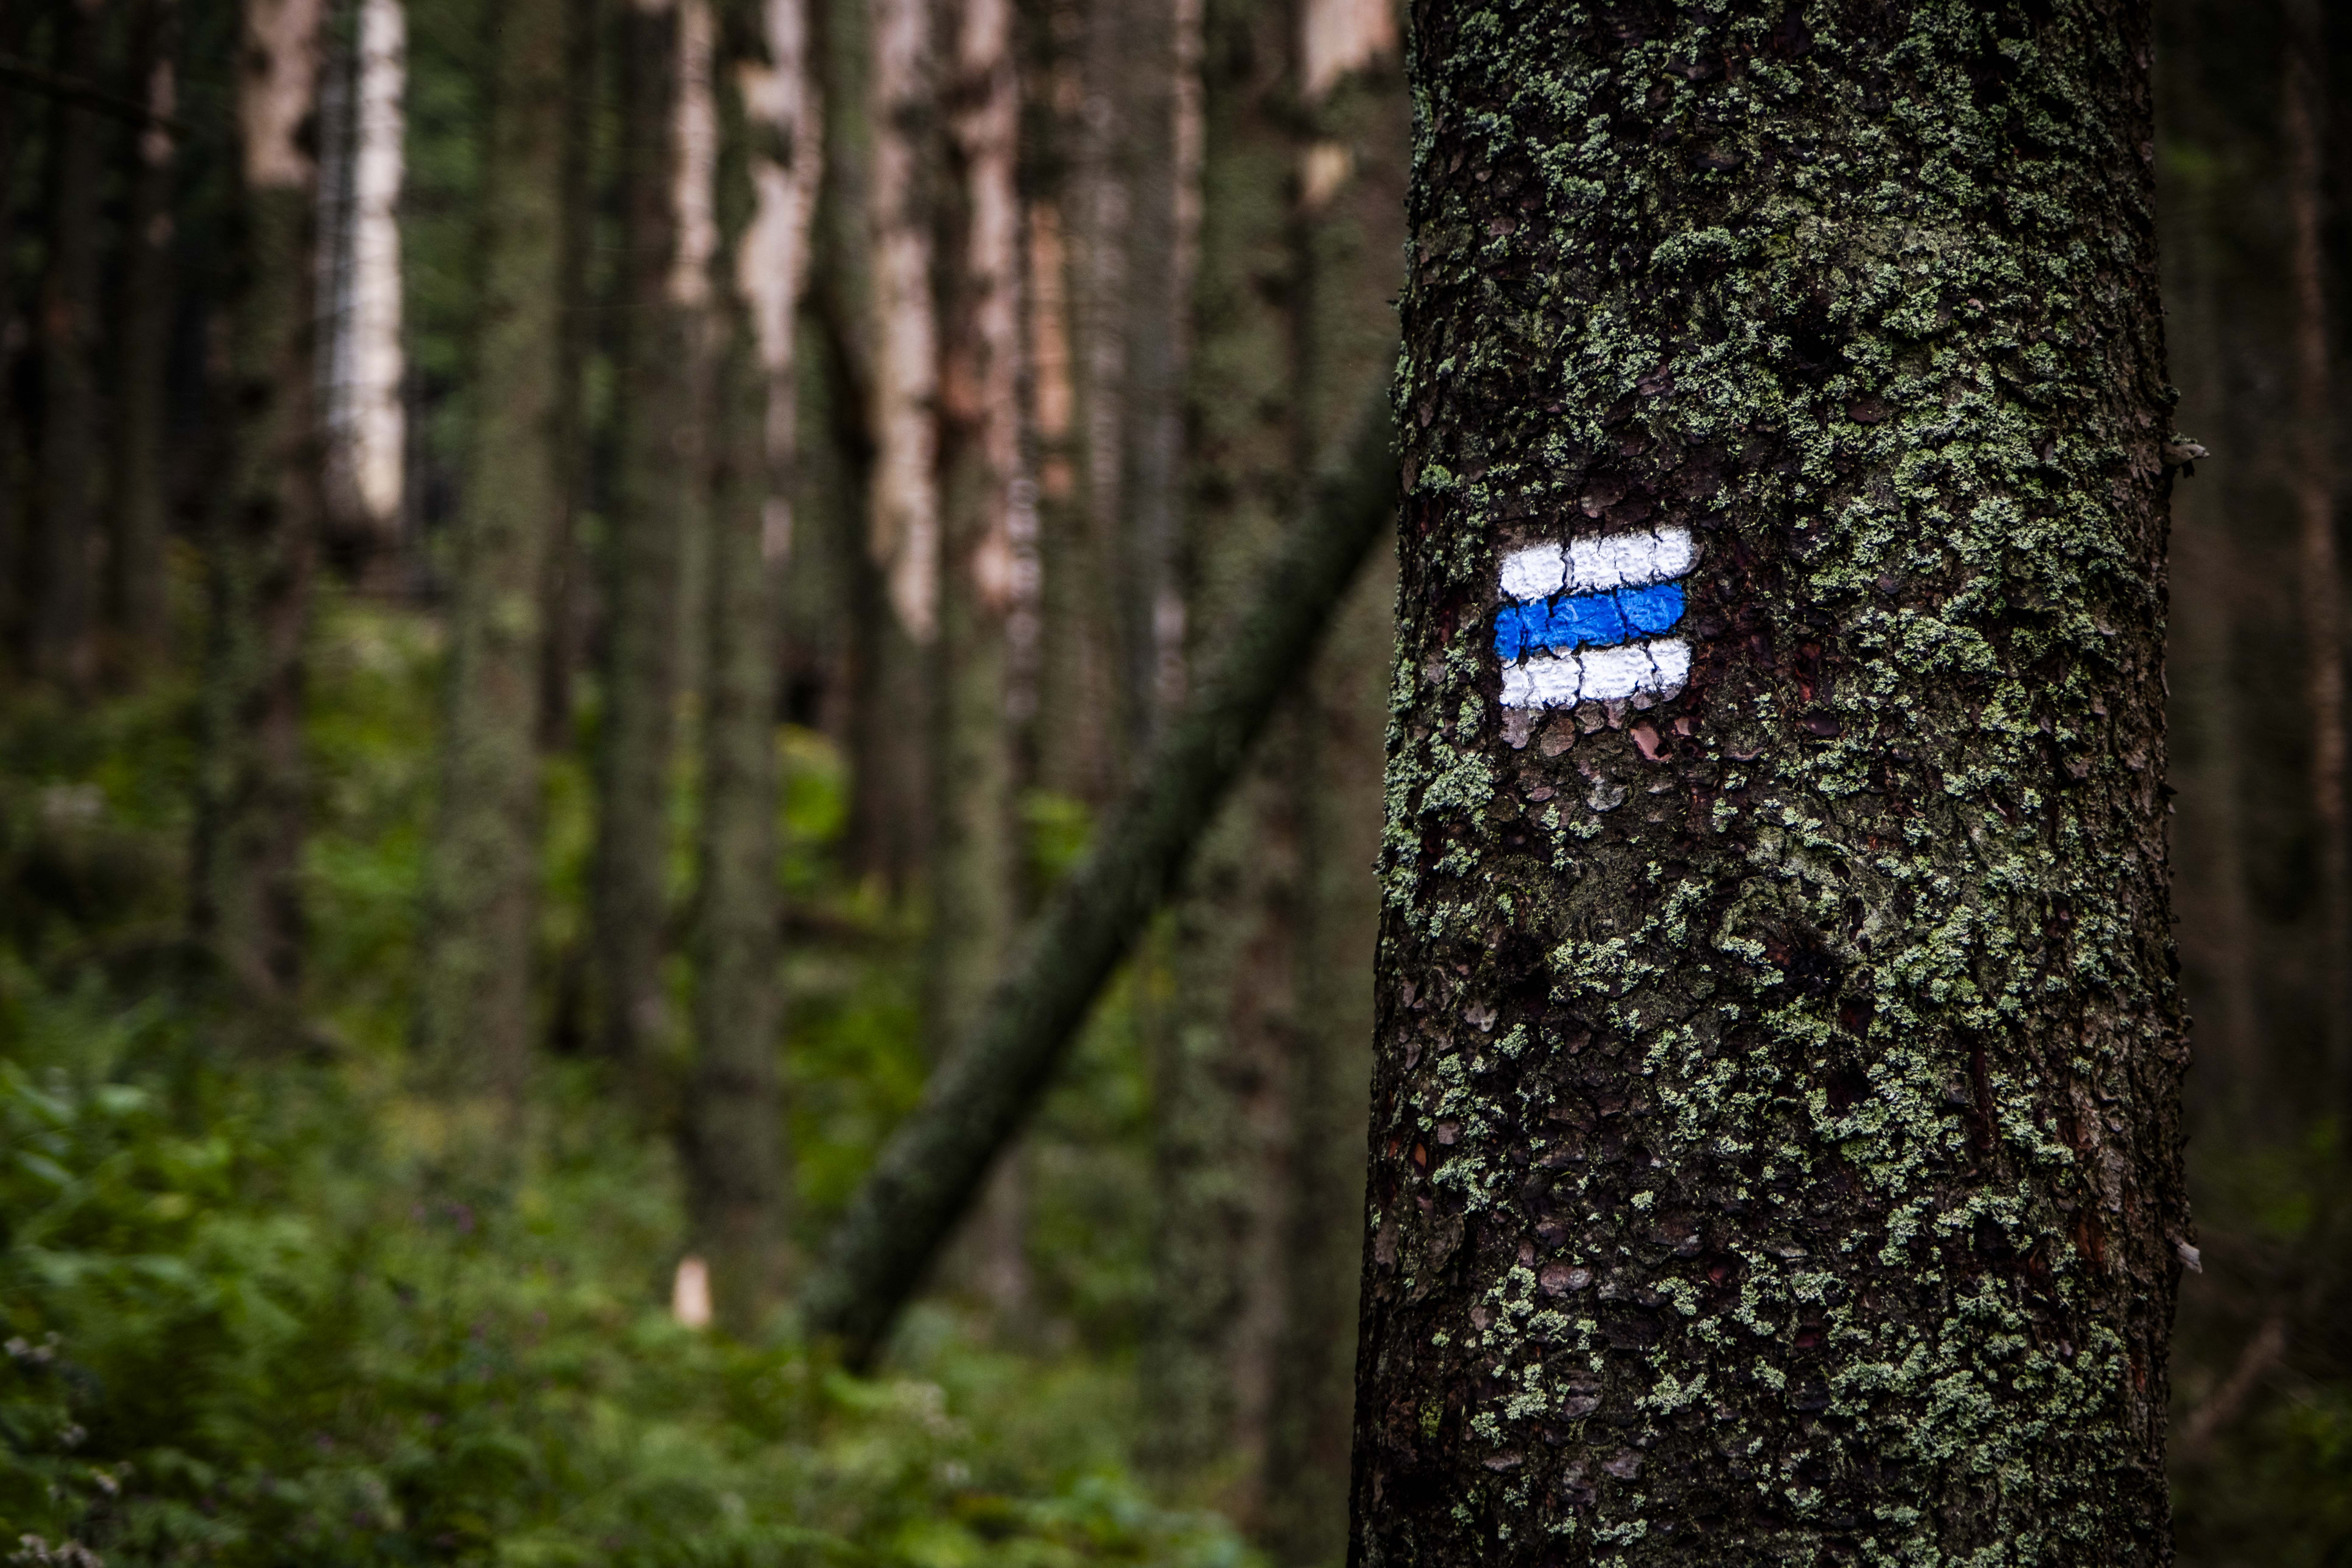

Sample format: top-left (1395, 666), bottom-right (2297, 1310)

top-left (735, 0), bottom-right (824, 562)
top-left (869, 0), bottom-right (940, 641)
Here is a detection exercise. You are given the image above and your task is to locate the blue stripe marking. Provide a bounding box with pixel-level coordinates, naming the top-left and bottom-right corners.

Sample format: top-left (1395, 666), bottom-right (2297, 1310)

top-left (1493, 581), bottom-right (1685, 662)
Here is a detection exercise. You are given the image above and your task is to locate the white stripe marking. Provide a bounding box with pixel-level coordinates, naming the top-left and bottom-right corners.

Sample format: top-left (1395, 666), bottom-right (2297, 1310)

top-left (1499, 637), bottom-right (1691, 709)
top-left (1500, 525), bottom-right (1696, 603)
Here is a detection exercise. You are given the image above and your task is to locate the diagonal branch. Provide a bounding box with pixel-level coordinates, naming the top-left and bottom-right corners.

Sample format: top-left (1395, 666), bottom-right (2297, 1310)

top-left (799, 366), bottom-right (1398, 1368)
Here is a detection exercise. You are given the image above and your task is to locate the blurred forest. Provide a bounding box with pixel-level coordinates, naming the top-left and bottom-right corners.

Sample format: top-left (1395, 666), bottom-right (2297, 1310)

top-left (0, 0), bottom-right (2341, 1562)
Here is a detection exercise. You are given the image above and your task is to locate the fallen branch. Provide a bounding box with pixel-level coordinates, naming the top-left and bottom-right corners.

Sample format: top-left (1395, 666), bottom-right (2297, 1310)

top-left (799, 369), bottom-right (1397, 1367)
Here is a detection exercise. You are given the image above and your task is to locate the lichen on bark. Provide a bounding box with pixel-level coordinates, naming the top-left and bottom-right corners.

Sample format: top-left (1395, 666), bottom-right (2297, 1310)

top-left (1352, 3), bottom-right (2189, 1564)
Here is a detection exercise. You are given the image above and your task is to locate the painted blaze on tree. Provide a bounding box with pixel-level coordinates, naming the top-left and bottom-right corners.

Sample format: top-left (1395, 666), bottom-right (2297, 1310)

top-left (1354, 2), bottom-right (2186, 1563)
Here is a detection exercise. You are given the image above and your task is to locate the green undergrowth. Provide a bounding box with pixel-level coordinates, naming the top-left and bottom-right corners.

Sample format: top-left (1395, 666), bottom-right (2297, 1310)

top-left (0, 599), bottom-right (1207, 1566)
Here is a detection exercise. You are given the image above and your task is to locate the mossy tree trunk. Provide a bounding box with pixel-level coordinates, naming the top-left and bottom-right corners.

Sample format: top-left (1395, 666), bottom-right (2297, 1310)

top-left (33, 0), bottom-right (108, 692)
top-left (415, 0), bottom-right (569, 1101)
top-left (1353, 4), bottom-right (2188, 1563)
top-left (593, 0), bottom-right (708, 1078)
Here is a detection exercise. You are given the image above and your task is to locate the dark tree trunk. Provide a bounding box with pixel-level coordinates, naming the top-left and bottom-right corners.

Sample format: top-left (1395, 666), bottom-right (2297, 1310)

top-left (416, 0), bottom-right (570, 1101)
top-left (1136, 0), bottom-right (1297, 1496)
top-left (33, 0), bottom-right (109, 692)
top-left (109, 0), bottom-right (181, 680)
top-left (1352, 4), bottom-right (2188, 1564)
top-left (193, 0), bottom-right (326, 1004)
top-left (593, 0), bottom-right (706, 1077)
top-left (537, 0), bottom-right (603, 751)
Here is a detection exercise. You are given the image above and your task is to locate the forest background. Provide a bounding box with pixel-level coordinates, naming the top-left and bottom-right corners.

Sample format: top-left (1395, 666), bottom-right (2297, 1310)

top-left (0, 0), bottom-right (2340, 1563)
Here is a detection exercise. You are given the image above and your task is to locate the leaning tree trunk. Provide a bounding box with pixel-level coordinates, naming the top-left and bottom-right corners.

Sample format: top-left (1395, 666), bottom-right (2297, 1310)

top-left (193, 0), bottom-right (326, 1005)
top-left (415, 0), bottom-right (567, 1102)
top-left (1352, 4), bottom-right (2189, 1565)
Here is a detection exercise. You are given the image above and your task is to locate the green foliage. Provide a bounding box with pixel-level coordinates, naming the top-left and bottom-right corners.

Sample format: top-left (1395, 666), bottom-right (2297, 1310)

top-left (0, 604), bottom-right (1222, 1568)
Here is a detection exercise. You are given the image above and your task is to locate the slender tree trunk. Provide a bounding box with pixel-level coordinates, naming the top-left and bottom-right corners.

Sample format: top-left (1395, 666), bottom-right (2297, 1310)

top-left (0, 4), bottom-right (30, 674)
top-left (538, 0), bottom-right (606, 750)
top-left (110, 0), bottom-right (182, 681)
top-left (33, 0), bottom-right (109, 692)
top-left (682, 0), bottom-right (822, 1335)
top-left (2284, 0), bottom-right (2349, 1106)
top-left (1113, 0), bottom-right (1199, 750)
top-left (1258, 6), bottom-right (1397, 1554)
top-left (1139, 0), bottom-right (1295, 1496)
top-left (593, 0), bottom-right (710, 1076)
top-left (929, 0), bottom-right (1029, 1319)
top-left (1353, 5), bottom-right (2187, 1563)
top-left (317, 0), bottom-right (406, 568)
top-left (193, 0), bottom-right (327, 1003)
top-left (415, 0), bottom-right (568, 1101)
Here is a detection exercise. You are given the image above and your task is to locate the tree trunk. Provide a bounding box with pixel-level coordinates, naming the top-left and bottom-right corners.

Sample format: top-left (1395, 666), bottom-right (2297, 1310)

top-left (33, 0), bottom-right (109, 692)
top-left (2283, 0), bottom-right (2349, 1106)
top-left (1139, 0), bottom-right (1297, 1496)
top-left (1258, 5), bottom-right (1398, 1553)
top-left (1352, 5), bottom-right (2188, 1563)
top-left (415, 0), bottom-right (567, 1101)
top-left (0, 3), bottom-right (30, 674)
top-left (800, 373), bottom-right (1393, 1370)
top-left (929, 0), bottom-right (1028, 1319)
top-left (681, 0), bottom-right (822, 1336)
top-left (593, 0), bottom-right (710, 1077)
top-left (193, 0), bottom-right (326, 1004)
top-left (109, 0), bottom-right (182, 681)
top-left (537, 0), bottom-right (604, 750)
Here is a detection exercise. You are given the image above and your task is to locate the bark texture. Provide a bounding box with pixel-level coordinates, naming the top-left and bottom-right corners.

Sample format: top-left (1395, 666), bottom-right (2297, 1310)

top-left (1353, 4), bottom-right (2187, 1564)
top-left (417, 0), bottom-right (568, 1099)
top-left (193, 0), bottom-right (326, 1003)
top-left (800, 374), bottom-right (1394, 1368)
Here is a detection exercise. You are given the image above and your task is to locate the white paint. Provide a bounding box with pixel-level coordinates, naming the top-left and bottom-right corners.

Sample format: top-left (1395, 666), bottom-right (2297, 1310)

top-left (1498, 541), bottom-right (1565, 601)
top-left (1500, 637), bottom-right (1690, 709)
top-left (1500, 525), bottom-right (1694, 603)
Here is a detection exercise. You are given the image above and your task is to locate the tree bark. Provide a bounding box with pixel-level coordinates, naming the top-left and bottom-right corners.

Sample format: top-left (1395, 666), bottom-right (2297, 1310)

top-left (537, 0), bottom-right (604, 750)
top-left (33, 0), bottom-right (109, 692)
top-left (681, 0), bottom-right (822, 1335)
top-left (415, 0), bottom-right (568, 1101)
top-left (800, 370), bottom-right (1393, 1370)
top-left (193, 0), bottom-right (327, 1004)
top-left (1352, 5), bottom-right (2187, 1563)
top-left (593, 0), bottom-right (710, 1076)
top-left (109, 0), bottom-right (182, 680)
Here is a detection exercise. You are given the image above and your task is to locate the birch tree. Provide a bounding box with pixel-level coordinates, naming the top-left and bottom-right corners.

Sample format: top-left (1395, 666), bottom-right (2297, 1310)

top-left (1352, 3), bottom-right (2189, 1562)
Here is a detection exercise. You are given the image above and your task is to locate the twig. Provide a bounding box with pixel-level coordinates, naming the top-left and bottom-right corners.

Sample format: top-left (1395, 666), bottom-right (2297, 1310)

top-left (2175, 1314), bottom-right (2287, 1463)
top-left (0, 53), bottom-right (190, 137)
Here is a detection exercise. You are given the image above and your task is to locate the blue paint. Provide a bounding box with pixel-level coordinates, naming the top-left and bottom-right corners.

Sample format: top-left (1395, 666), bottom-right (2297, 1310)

top-left (1496, 581), bottom-right (1686, 663)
